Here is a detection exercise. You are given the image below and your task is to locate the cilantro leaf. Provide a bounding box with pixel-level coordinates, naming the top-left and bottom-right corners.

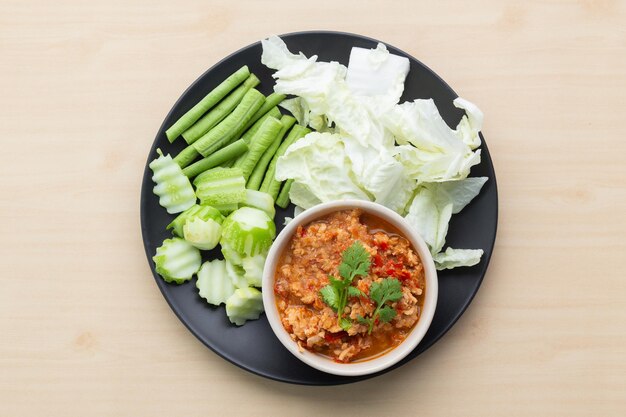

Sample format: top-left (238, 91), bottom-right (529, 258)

top-left (319, 285), bottom-right (340, 311)
top-left (382, 278), bottom-right (403, 302)
top-left (328, 275), bottom-right (348, 290)
top-left (347, 286), bottom-right (364, 298)
top-left (369, 281), bottom-right (384, 305)
top-left (363, 278), bottom-right (404, 334)
top-left (378, 306), bottom-right (397, 323)
top-left (339, 317), bottom-right (352, 331)
top-left (357, 315), bottom-right (370, 325)
top-left (340, 241), bottom-right (371, 281)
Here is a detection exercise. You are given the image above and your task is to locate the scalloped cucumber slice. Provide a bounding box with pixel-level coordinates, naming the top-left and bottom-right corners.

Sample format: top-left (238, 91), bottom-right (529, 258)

top-left (167, 205), bottom-right (203, 237)
top-left (242, 253), bottom-right (266, 287)
top-left (149, 149), bottom-right (196, 214)
top-left (225, 259), bottom-right (248, 289)
top-left (152, 238), bottom-right (201, 284)
top-left (240, 189), bottom-right (275, 218)
top-left (221, 239), bottom-right (244, 266)
top-left (167, 204), bottom-right (224, 237)
top-left (221, 207), bottom-right (276, 257)
top-left (196, 260), bottom-right (235, 306)
top-left (194, 167), bottom-right (246, 207)
top-left (183, 217), bottom-right (222, 250)
top-left (225, 287), bottom-right (264, 326)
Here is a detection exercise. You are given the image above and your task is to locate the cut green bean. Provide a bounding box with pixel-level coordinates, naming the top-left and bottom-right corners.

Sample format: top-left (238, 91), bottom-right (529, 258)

top-left (240, 107), bottom-right (281, 144)
top-left (240, 93), bottom-right (286, 132)
top-left (182, 139), bottom-right (248, 179)
top-left (275, 179), bottom-right (293, 208)
top-left (181, 74), bottom-right (260, 145)
top-left (246, 115), bottom-right (296, 190)
top-left (238, 116), bottom-right (283, 180)
top-left (259, 125), bottom-right (311, 199)
top-left (192, 89), bottom-right (265, 157)
top-left (165, 66), bottom-right (250, 143)
top-left (173, 145), bottom-right (200, 168)
top-left (232, 111), bottom-right (287, 169)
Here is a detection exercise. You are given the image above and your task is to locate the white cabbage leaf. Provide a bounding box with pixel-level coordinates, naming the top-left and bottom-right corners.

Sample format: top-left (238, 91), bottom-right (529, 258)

top-left (262, 35), bottom-right (391, 150)
top-left (453, 97), bottom-right (483, 150)
top-left (275, 132), bottom-right (370, 205)
top-left (433, 248), bottom-right (483, 270)
top-left (405, 178), bottom-right (487, 267)
top-left (383, 99), bottom-right (481, 182)
top-left (346, 42), bottom-right (409, 110)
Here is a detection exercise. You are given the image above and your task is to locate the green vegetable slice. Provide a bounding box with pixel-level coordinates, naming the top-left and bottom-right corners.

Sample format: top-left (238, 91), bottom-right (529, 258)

top-left (240, 189), bottom-right (275, 218)
top-left (167, 204), bottom-right (224, 237)
top-left (152, 238), bottom-right (202, 284)
top-left (221, 207), bottom-right (276, 257)
top-left (221, 239), bottom-right (243, 267)
top-left (211, 202), bottom-right (239, 216)
top-left (225, 259), bottom-right (248, 289)
top-left (196, 260), bottom-right (235, 306)
top-left (225, 287), bottom-right (264, 326)
top-left (183, 217), bottom-right (222, 250)
top-left (194, 167), bottom-right (246, 207)
top-left (149, 149), bottom-right (196, 214)
top-left (242, 254), bottom-right (266, 287)
top-left (165, 66), bottom-right (250, 143)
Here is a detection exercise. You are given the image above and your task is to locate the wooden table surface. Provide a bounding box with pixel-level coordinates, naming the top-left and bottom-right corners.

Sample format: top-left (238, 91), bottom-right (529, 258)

top-left (2, 0), bottom-right (625, 415)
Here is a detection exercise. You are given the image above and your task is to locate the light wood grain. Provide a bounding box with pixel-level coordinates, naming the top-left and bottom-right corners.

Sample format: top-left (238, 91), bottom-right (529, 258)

top-left (1, 0), bottom-right (625, 415)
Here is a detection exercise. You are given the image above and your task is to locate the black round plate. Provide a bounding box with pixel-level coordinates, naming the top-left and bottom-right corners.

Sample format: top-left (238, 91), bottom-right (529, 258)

top-left (140, 31), bottom-right (498, 385)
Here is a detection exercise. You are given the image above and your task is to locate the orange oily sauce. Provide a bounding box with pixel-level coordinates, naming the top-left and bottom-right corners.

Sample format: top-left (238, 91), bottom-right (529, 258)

top-left (274, 209), bottom-right (425, 363)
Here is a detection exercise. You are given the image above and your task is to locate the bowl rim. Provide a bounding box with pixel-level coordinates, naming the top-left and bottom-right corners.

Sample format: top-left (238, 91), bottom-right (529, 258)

top-left (262, 199), bottom-right (439, 376)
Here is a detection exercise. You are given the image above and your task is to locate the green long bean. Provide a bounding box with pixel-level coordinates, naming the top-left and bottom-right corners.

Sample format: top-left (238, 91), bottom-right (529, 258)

top-left (182, 139), bottom-right (248, 179)
top-left (259, 125), bottom-right (310, 199)
top-left (181, 74), bottom-right (260, 145)
top-left (165, 66), bottom-right (250, 142)
top-left (240, 93), bottom-right (286, 132)
top-left (275, 179), bottom-right (293, 208)
top-left (240, 107), bottom-right (281, 144)
top-left (237, 117), bottom-right (283, 180)
top-left (246, 115), bottom-right (295, 190)
top-left (192, 89), bottom-right (265, 157)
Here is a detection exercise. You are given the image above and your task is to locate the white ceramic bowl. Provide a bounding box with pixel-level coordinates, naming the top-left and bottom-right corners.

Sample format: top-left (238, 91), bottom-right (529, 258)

top-left (262, 200), bottom-right (438, 376)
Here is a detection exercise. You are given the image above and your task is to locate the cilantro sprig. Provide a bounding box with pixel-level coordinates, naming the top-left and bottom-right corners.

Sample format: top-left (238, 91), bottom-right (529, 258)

top-left (320, 241), bottom-right (405, 334)
top-left (319, 241), bottom-right (369, 330)
top-left (357, 278), bottom-right (403, 334)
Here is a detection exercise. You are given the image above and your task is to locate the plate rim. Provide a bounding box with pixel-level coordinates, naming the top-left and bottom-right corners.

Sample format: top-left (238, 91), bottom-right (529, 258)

top-left (140, 29), bottom-right (499, 385)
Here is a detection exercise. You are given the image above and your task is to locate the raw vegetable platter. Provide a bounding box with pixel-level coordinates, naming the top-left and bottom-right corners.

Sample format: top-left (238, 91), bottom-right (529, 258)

top-left (140, 31), bottom-right (498, 385)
